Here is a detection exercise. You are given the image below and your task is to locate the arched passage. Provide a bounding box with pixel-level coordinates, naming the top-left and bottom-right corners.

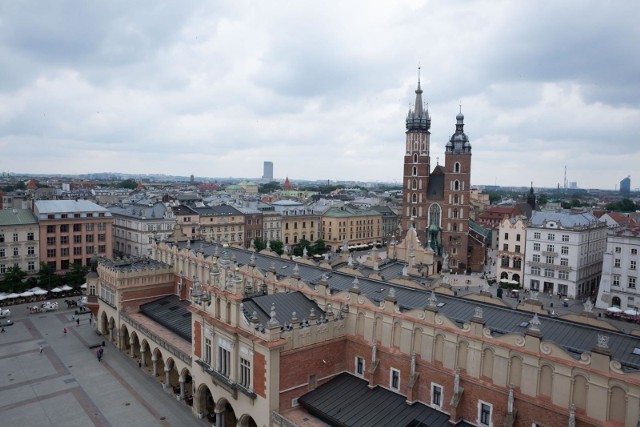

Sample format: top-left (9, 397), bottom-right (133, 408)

top-left (164, 357), bottom-right (180, 392)
top-left (215, 398), bottom-right (237, 427)
top-left (108, 317), bottom-right (116, 342)
top-left (152, 348), bottom-right (165, 382)
top-left (180, 368), bottom-right (193, 406)
top-left (120, 324), bottom-right (130, 352)
top-left (238, 414), bottom-right (258, 427)
top-left (100, 311), bottom-right (108, 335)
top-left (140, 340), bottom-right (152, 371)
top-left (197, 384), bottom-right (215, 422)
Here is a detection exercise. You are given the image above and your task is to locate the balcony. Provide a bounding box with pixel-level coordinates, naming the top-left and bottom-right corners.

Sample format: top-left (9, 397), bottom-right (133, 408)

top-left (541, 251), bottom-right (557, 257)
top-left (195, 360), bottom-right (258, 399)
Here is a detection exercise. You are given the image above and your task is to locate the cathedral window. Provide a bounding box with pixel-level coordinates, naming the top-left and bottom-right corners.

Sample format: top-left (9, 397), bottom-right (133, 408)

top-left (412, 179), bottom-right (417, 190)
top-left (407, 179), bottom-right (411, 189)
top-left (453, 223), bottom-right (458, 232)
top-left (413, 153), bottom-right (418, 163)
top-left (428, 204), bottom-right (441, 227)
top-left (453, 209), bottom-right (458, 219)
top-left (454, 180), bottom-right (460, 191)
top-left (414, 141), bottom-right (418, 150)
top-left (412, 166), bottom-right (417, 176)
top-left (454, 195), bottom-right (459, 204)
top-left (412, 207), bottom-right (417, 217)
top-left (454, 162), bottom-right (461, 173)
top-left (412, 194), bottom-right (417, 203)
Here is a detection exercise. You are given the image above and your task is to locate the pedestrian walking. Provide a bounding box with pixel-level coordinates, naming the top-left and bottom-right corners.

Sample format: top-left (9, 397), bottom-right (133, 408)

top-left (1, 326), bottom-right (5, 333)
top-left (64, 327), bottom-right (67, 336)
top-left (76, 318), bottom-right (80, 326)
top-left (97, 348), bottom-right (101, 362)
top-left (89, 317), bottom-right (92, 325)
top-left (39, 345), bottom-right (43, 354)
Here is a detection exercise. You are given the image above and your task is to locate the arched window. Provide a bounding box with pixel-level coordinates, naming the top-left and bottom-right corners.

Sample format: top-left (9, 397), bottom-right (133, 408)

top-left (481, 348), bottom-right (494, 378)
top-left (412, 207), bottom-right (417, 217)
top-left (457, 341), bottom-right (468, 370)
top-left (454, 180), bottom-right (460, 191)
top-left (412, 179), bottom-right (417, 190)
top-left (454, 194), bottom-right (459, 204)
top-left (412, 166), bottom-right (417, 176)
top-left (434, 335), bottom-right (444, 362)
top-left (412, 194), bottom-right (417, 203)
top-left (412, 329), bottom-right (423, 357)
top-left (454, 162), bottom-right (461, 173)
top-left (413, 153), bottom-right (418, 163)
top-left (414, 141), bottom-right (418, 150)
top-left (429, 205), bottom-right (441, 227)
top-left (572, 375), bottom-right (588, 411)
top-left (539, 365), bottom-right (553, 397)
top-left (453, 223), bottom-right (458, 232)
top-left (509, 356), bottom-right (522, 388)
top-left (453, 209), bottom-right (458, 219)
top-left (609, 386), bottom-right (626, 424)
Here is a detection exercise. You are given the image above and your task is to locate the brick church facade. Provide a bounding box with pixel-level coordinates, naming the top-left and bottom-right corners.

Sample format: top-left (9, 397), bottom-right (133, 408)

top-left (401, 77), bottom-right (474, 273)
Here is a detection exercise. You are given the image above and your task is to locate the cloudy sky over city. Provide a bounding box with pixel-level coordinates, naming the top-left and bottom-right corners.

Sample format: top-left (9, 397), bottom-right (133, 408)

top-left (1, 1), bottom-right (638, 189)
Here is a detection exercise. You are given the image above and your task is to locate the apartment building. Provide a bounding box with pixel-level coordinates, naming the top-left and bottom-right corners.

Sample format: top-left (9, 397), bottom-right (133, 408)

top-left (109, 202), bottom-right (176, 257)
top-left (280, 208), bottom-right (321, 248)
top-left (34, 200), bottom-right (113, 271)
top-left (596, 226), bottom-right (640, 311)
top-left (523, 211), bottom-right (606, 298)
top-left (174, 205), bottom-right (245, 246)
top-left (0, 209), bottom-right (39, 279)
top-left (321, 205), bottom-right (382, 252)
top-left (495, 216), bottom-right (526, 285)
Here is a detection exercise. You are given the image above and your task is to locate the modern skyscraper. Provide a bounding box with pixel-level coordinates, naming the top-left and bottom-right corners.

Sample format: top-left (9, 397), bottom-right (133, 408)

top-left (262, 161), bottom-right (274, 181)
top-left (400, 75), bottom-right (473, 272)
top-left (620, 176), bottom-right (631, 194)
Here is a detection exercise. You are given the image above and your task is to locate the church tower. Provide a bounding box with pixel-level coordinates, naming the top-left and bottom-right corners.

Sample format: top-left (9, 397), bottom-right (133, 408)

top-left (441, 110), bottom-right (472, 272)
top-left (400, 74), bottom-right (431, 244)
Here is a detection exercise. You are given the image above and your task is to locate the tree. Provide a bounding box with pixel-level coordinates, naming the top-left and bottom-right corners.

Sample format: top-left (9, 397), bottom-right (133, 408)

top-left (537, 194), bottom-right (548, 207)
top-left (293, 239), bottom-right (312, 257)
top-left (258, 181), bottom-right (282, 194)
top-left (65, 263), bottom-right (89, 287)
top-left (118, 179), bottom-right (138, 189)
top-left (311, 239), bottom-right (327, 255)
top-left (37, 262), bottom-right (60, 290)
top-left (3, 266), bottom-right (27, 292)
top-left (253, 238), bottom-right (267, 252)
top-left (605, 198), bottom-right (638, 212)
top-left (269, 240), bottom-right (284, 255)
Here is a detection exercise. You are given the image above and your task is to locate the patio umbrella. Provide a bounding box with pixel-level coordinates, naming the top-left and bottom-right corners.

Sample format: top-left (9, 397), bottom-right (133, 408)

top-left (20, 291), bottom-right (34, 297)
top-left (60, 285), bottom-right (73, 291)
top-left (7, 293), bottom-right (20, 298)
top-left (30, 287), bottom-right (45, 293)
top-left (606, 306), bottom-right (622, 313)
top-left (624, 309), bottom-right (638, 316)
top-left (509, 280), bottom-right (519, 285)
top-left (34, 290), bottom-right (48, 296)
top-left (50, 287), bottom-right (62, 293)
top-left (0, 296), bottom-right (6, 301)
top-left (80, 283), bottom-right (87, 289)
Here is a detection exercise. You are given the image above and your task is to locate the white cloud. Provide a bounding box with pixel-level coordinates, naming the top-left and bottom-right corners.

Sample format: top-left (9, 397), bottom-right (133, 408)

top-left (0, 0), bottom-right (638, 189)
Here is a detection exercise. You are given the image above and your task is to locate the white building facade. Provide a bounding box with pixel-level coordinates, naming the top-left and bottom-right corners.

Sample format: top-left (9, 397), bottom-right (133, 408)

top-left (496, 216), bottom-right (527, 285)
top-left (109, 202), bottom-right (176, 258)
top-left (523, 212), bottom-right (606, 299)
top-left (595, 227), bottom-right (640, 310)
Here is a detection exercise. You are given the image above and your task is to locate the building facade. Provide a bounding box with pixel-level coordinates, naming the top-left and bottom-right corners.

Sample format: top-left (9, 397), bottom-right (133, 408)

top-left (280, 208), bottom-right (321, 249)
top-left (109, 202), bottom-right (176, 258)
top-left (321, 206), bottom-right (382, 252)
top-left (95, 239), bottom-right (640, 427)
top-left (174, 205), bottom-right (245, 246)
top-left (35, 200), bottom-right (113, 271)
top-left (496, 216), bottom-right (527, 285)
top-left (596, 226), bottom-right (640, 311)
top-left (0, 209), bottom-right (39, 279)
top-left (523, 212), bottom-right (607, 298)
top-left (263, 161), bottom-right (274, 181)
top-left (400, 79), bottom-right (476, 272)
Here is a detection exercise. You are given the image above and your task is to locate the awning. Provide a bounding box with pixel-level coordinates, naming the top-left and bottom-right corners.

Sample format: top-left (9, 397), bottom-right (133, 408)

top-left (607, 307), bottom-right (622, 313)
top-left (61, 285), bottom-right (73, 291)
top-left (50, 287), bottom-right (62, 293)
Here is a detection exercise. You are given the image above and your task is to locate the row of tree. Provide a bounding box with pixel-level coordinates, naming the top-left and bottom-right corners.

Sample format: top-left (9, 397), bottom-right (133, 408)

top-left (252, 238), bottom-right (327, 257)
top-left (0, 262), bottom-right (88, 293)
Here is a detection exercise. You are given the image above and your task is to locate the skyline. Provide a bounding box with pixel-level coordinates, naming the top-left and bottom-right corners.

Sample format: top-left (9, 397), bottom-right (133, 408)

top-left (1, 1), bottom-right (639, 189)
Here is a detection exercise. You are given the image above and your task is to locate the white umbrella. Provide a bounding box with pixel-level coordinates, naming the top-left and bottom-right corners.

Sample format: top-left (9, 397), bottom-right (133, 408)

top-left (0, 296), bottom-right (6, 301)
top-left (509, 280), bottom-right (519, 285)
top-left (499, 278), bottom-right (509, 283)
top-left (607, 306), bottom-right (622, 313)
top-left (20, 291), bottom-right (34, 297)
top-left (60, 285), bottom-right (73, 291)
top-left (34, 290), bottom-right (48, 296)
top-left (80, 283), bottom-right (87, 289)
top-left (7, 293), bottom-right (20, 298)
top-left (29, 287), bottom-right (45, 293)
top-left (624, 309), bottom-right (638, 316)
top-left (50, 287), bottom-right (62, 293)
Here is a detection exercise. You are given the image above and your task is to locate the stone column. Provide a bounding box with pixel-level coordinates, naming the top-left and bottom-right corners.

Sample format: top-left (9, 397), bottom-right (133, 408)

top-left (130, 335), bottom-right (135, 358)
top-left (118, 329), bottom-right (125, 350)
top-left (164, 367), bottom-right (171, 390)
top-left (179, 375), bottom-right (186, 400)
top-left (140, 348), bottom-right (146, 367)
top-left (151, 355), bottom-right (158, 377)
top-left (216, 411), bottom-right (224, 427)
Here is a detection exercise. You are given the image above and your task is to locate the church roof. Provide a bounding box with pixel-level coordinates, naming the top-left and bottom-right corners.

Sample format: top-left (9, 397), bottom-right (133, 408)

top-left (426, 172), bottom-right (444, 200)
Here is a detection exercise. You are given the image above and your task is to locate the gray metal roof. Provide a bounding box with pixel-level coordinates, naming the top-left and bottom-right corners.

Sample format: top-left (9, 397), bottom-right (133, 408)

top-left (173, 241), bottom-right (640, 372)
top-left (35, 200), bottom-right (111, 215)
top-left (529, 211), bottom-right (599, 228)
top-left (242, 291), bottom-right (324, 326)
top-left (140, 295), bottom-right (192, 341)
top-left (299, 372), bottom-right (450, 427)
top-left (108, 202), bottom-right (169, 220)
top-left (0, 209), bottom-right (38, 226)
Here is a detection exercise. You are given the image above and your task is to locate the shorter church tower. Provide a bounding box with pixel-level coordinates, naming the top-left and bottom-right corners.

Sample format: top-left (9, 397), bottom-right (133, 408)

top-left (441, 111), bottom-right (472, 272)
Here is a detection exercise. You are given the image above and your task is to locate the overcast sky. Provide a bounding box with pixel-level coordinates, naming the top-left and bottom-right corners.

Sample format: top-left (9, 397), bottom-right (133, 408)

top-left (1, 1), bottom-right (638, 189)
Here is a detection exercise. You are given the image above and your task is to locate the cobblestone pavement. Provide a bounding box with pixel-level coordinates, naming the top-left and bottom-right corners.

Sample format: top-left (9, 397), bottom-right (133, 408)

top-left (0, 297), bottom-right (209, 427)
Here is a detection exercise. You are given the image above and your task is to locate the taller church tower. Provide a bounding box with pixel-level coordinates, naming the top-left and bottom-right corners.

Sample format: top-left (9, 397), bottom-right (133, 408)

top-left (400, 75), bottom-right (431, 244)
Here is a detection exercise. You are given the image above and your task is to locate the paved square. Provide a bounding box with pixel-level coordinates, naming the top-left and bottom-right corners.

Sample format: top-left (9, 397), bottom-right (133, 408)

top-left (0, 298), bottom-right (208, 427)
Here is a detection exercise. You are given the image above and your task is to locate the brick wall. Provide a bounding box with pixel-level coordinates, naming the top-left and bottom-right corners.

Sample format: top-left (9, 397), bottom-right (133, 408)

top-left (121, 284), bottom-right (175, 312)
top-left (193, 321), bottom-right (201, 358)
top-left (253, 352), bottom-right (266, 398)
top-left (278, 338), bottom-right (347, 410)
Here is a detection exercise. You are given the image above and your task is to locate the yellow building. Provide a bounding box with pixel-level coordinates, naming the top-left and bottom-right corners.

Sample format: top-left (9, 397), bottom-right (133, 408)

top-left (280, 208), bottom-right (321, 248)
top-left (321, 206), bottom-right (382, 252)
top-left (173, 205), bottom-right (245, 246)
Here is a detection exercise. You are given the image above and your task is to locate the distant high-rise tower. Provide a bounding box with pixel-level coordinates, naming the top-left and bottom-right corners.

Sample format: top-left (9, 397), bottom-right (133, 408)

top-left (263, 161), bottom-right (274, 181)
top-left (620, 176), bottom-right (631, 194)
